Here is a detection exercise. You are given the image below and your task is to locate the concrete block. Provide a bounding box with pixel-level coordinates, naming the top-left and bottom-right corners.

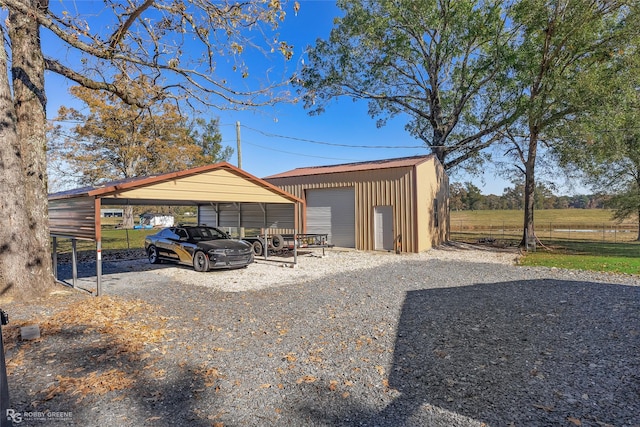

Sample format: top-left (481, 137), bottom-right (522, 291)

top-left (20, 325), bottom-right (40, 340)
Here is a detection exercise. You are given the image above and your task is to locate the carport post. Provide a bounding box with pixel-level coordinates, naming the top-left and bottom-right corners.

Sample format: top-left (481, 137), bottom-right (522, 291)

top-left (293, 232), bottom-right (298, 265)
top-left (52, 236), bottom-right (58, 280)
top-left (71, 239), bottom-right (78, 289)
top-left (94, 198), bottom-right (103, 296)
top-left (96, 240), bottom-right (103, 296)
top-left (263, 228), bottom-right (269, 260)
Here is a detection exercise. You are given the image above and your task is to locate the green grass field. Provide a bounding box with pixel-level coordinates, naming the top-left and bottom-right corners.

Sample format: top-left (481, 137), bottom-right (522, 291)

top-left (451, 208), bottom-right (636, 229)
top-left (451, 209), bottom-right (640, 275)
top-left (52, 228), bottom-right (157, 253)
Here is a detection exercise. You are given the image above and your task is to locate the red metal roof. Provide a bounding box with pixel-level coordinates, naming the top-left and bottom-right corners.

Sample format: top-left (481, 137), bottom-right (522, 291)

top-left (264, 155), bottom-right (436, 179)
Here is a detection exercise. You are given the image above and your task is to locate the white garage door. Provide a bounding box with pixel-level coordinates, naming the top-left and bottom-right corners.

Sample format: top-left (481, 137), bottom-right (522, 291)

top-left (306, 187), bottom-right (355, 248)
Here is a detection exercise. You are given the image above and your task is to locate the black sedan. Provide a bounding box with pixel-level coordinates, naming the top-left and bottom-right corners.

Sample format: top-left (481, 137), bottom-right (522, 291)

top-left (144, 225), bottom-right (254, 271)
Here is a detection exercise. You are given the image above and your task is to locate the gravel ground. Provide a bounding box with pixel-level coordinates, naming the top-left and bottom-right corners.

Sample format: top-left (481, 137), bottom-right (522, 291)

top-left (4, 243), bottom-right (640, 427)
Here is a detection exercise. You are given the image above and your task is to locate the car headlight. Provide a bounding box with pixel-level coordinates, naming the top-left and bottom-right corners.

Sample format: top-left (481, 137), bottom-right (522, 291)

top-left (209, 249), bottom-right (227, 255)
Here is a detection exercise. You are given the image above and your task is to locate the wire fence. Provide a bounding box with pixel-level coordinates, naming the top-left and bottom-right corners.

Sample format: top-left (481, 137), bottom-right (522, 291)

top-left (450, 220), bottom-right (640, 256)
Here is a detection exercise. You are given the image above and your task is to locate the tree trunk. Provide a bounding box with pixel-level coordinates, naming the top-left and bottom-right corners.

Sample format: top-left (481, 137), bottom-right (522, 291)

top-left (123, 206), bottom-right (135, 229)
top-left (4, 1), bottom-right (55, 299)
top-left (521, 133), bottom-right (538, 248)
top-left (431, 129), bottom-right (447, 168)
top-left (0, 26), bottom-right (33, 300)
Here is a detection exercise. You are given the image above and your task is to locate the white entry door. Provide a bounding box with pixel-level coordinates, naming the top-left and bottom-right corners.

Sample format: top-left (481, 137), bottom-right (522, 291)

top-left (374, 205), bottom-right (394, 251)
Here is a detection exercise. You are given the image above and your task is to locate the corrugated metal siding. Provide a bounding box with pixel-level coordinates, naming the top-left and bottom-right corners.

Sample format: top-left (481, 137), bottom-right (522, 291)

top-left (415, 158), bottom-right (449, 251)
top-left (218, 203), bottom-right (240, 227)
top-left (198, 203), bottom-right (295, 230)
top-left (198, 205), bottom-right (219, 226)
top-left (267, 168), bottom-right (421, 252)
top-left (49, 197), bottom-right (96, 240)
top-left (265, 204), bottom-right (294, 229)
top-left (107, 168), bottom-right (297, 204)
top-left (240, 203), bottom-right (265, 228)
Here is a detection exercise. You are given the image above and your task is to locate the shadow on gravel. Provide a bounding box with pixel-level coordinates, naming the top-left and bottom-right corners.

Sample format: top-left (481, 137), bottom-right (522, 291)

top-left (301, 279), bottom-right (640, 427)
top-left (55, 259), bottom-right (170, 281)
top-left (7, 310), bottom-right (219, 427)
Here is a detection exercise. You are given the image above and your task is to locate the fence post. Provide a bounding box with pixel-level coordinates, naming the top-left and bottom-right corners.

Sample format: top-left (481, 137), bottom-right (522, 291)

top-left (0, 309), bottom-right (12, 427)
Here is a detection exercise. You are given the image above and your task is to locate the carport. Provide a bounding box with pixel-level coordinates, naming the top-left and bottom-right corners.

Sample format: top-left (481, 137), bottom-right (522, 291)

top-left (48, 162), bottom-right (303, 295)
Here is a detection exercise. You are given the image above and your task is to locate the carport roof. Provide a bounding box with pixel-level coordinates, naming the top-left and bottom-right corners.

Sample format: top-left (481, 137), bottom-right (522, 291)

top-left (49, 162), bottom-right (303, 205)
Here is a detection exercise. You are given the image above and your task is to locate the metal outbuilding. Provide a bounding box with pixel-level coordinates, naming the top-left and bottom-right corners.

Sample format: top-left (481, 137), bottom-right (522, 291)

top-left (265, 155), bottom-right (449, 253)
top-left (48, 162), bottom-right (303, 295)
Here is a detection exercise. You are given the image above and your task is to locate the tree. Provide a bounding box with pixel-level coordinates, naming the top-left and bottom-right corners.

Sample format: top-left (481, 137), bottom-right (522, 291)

top-left (449, 183), bottom-right (467, 211)
top-left (189, 117), bottom-right (233, 167)
top-left (0, 0), bottom-right (297, 300)
top-left (502, 184), bottom-right (524, 210)
top-left (501, 0), bottom-right (635, 246)
top-left (556, 46), bottom-right (640, 239)
top-left (298, 0), bottom-right (519, 171)
top-left (50, 77), bottom-right (233, 227)
top-left (463, 182), bottom-right (485, 210)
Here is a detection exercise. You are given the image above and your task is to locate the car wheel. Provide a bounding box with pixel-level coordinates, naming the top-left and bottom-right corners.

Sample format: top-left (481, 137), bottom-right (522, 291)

top-left (251, 240), bottom-right (263, 256)
top-left (193, 251), bottom-right (210, 272)
top-left (148, 246), bottom-right (160, 264)
top-left (271, 234), bottom-right (285, 251)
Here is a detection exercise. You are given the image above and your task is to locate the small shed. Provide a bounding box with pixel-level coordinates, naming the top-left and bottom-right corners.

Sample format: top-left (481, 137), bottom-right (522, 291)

top-left (138, 213), bottom-right (174, 228)
top-left (48, 162), bottom-right (303, 294)
top-left (265, 155), bottom-right (449, 253)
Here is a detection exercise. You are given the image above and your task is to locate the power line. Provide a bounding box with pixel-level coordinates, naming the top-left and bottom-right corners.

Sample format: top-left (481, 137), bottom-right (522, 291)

top-left (243, 140), bottom-right (359, 162)
top-left (240, 124), bottom-right (426, 149)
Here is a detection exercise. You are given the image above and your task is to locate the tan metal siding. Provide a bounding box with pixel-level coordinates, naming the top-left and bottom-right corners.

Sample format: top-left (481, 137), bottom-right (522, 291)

top-left (49, 196), bottom-right (97, 240)
top-left (267, 168), bottom-right (420, 252)
top-left (415, 157), bottom-right (449, 251)
top-left (106, 169), bottom-right (294, 204)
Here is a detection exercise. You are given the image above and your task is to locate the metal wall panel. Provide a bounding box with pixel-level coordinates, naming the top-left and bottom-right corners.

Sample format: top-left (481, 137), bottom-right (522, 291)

top-left (241, 203), bottom-right (265, 228)
top-left (198, 205), bottom-right (219, 227)
top-left (197, 203), bottom-right (295, 230)
top-left (265, 204), bottom-right (294, 229)
top-left (49, 197), bottom-right (96, 240)
top-left (218, 203), bottom-right (240, 227)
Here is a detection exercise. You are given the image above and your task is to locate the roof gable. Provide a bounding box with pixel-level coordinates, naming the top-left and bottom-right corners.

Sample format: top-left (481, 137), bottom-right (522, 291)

top-left (49, 162), bottom-right (302, 204)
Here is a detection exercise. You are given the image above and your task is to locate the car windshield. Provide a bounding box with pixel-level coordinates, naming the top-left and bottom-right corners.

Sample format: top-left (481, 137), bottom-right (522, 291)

top-left (186, 227), bottom-right (228, 241)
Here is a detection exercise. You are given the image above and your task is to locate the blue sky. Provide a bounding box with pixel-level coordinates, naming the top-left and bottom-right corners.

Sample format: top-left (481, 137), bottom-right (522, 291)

top-left (42, 0), bottom-right (516, 195)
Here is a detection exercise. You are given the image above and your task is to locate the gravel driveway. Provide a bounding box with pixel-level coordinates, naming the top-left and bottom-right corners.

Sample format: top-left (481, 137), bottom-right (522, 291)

top-left (6, 244), bottom-right (640, 427)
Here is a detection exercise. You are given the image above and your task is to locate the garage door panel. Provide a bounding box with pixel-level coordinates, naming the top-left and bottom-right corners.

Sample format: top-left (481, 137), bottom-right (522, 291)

top-left (306, 188), bottom-right (355, 248)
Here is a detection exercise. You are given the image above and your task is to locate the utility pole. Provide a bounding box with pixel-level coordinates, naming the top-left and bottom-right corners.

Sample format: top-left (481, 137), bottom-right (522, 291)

top-left (236, 121), bottom-right (242, 169)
